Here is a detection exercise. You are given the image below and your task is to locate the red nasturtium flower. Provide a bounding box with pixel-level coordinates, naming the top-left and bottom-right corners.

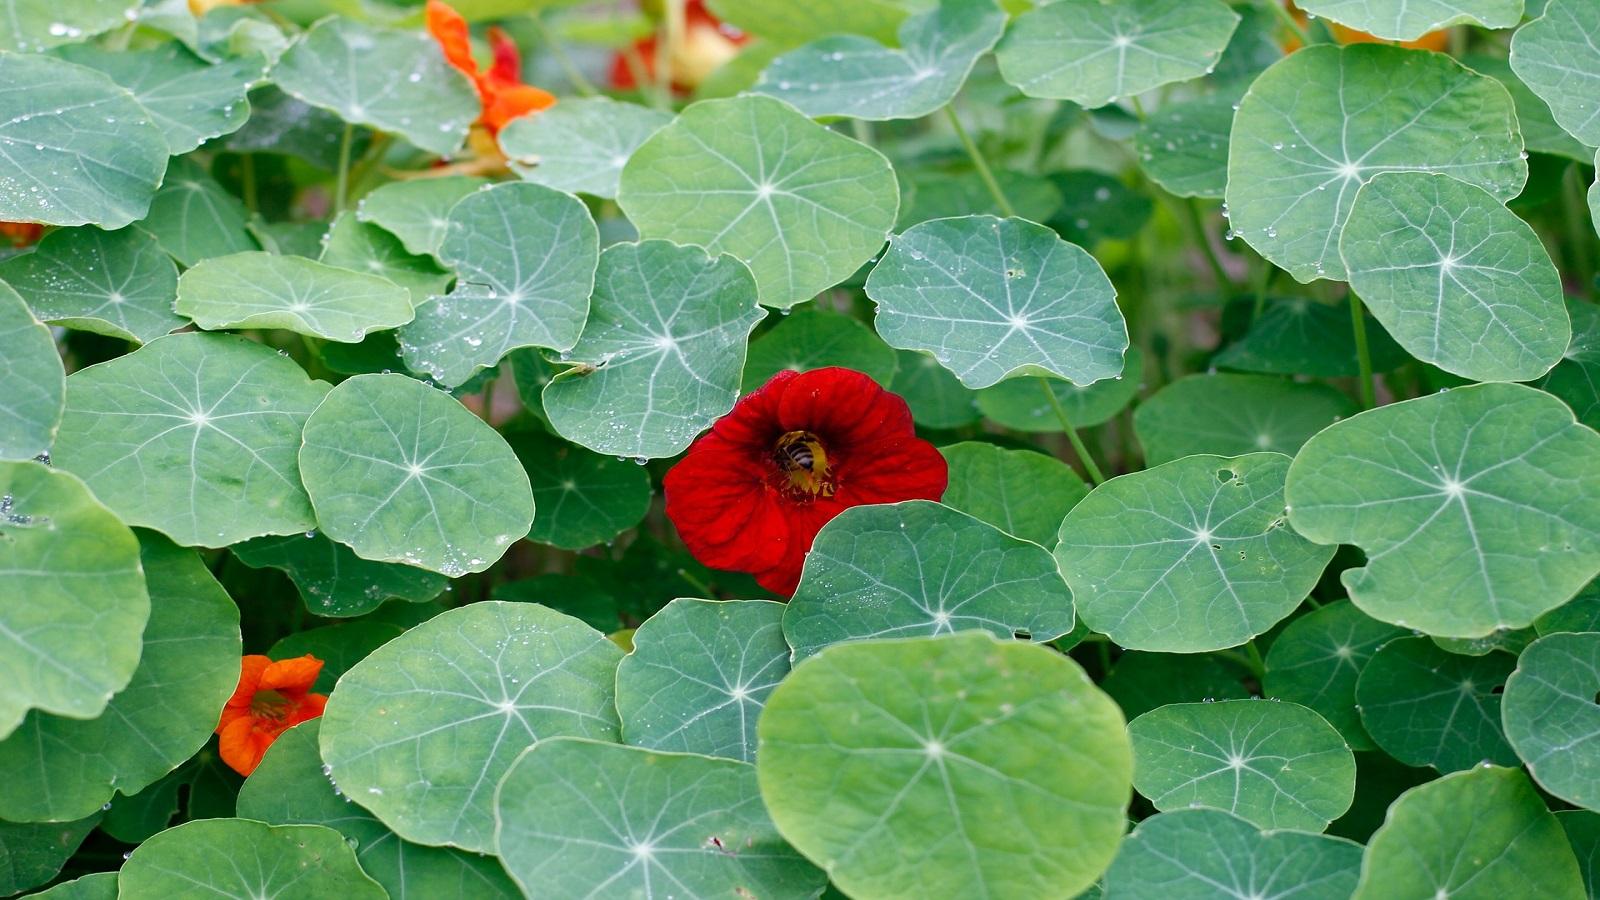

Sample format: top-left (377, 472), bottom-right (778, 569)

top-left (609, 0), bottom-right (746, 94)
top-left (426, 0), bottom-right (556, 135)
top-left (215, 654), bottom-right (328, 776)
top-left (664, 368), bottom-right (948, 596)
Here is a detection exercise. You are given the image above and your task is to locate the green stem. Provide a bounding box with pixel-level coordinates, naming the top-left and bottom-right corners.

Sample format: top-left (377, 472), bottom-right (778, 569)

top-left (675, 567), bottom-right (714, 599)
top-left (1563, 162), bottom-right (1596, 294)
top-left (1349, 291), bottom-right (1376, 409)
top-left (1096, 640), bottom-right (1113, 676)
top-left (850, 118), bottom-right (872, 145)
top-left (1039, 378), bottom-right (1106, 485)
top-left (345, 133), bottom-right (394, 204)
top-left (239, 154), bottom-right (258, 214)
top-left (1250, 255), bottom-right (1275, 320)
top-left (1181, 198), bottom-right (1235, 301)
top-left (333, 123), bottom-right (355, 215)
top-left (1129, 95), bottom-right (1147, 121)
top-left (945, 105), bottom-right (1016, 218)
top-left (1244, 640), bottom-right (1266, 679)
top-left (531, 13), bottom-right (598, 97)
top-left (1262, 0), bottom-right (1311, 48)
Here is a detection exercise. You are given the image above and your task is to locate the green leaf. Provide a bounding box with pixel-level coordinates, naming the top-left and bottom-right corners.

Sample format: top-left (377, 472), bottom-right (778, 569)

top-left (1352, 766), bottom-right (1585, 900)
top-left (1537, 579), bottom-right (1600, 636)
top-left (1134, 373), bottom-right (1357, 466)
top-left (0, 462), bottom-right (146, 739)
top-left (1103, 808), bottom-right (1363, 900)
top-left (319, 212), bottom-right (451, 308)
top-left (976, 345), bottom-right (1144, 430)
top-left (1056, 453), bottom-right (1333, 653)
top-left (1128, 700), bottom-right (1355, 831)
top-left (0, 533), bottom-right (239, 822)
top-left (1557, 811), bottom-right (1600, 898)
top-left (786, 500), bottom-right (1076, 658)
top-left (892, 349), bottom-right (981, 428)
top-left (120, 819), bottom-right (387, 899)
top-left (1226, 44), bottom-right (1526, 282)
top-left (100, 766), bottom-right (184, 843)
top-left (1539, 299), bottom-right (1600, 431)
top-left (1101, 651), bottom-right (1251, 720)
top-left (615, 599), bottom-right (788, 763)
top-left (706, 0), bottom-right (925, 46)
top-left (26, 872), bottom-right (117, 899)
top-left (55, 42), bottom-right (263, 154)
top-left (996, 0), bottom-right (1240, 106)
top-left (506, 429), bottom-right (651, 550)
top-left (1134, 90), bottom-right (1239, 199)
top-left (0, 817), bottom-right (100, 897)
top-left (1511, 0), bottom-right (1600, 147)
top-left (355, 175), bottom-right (488, 257)
top-left (1503, 632), bottom-right (1600, 811)
top-left (500, 97), bottom-right (671, 199)
top-left (176, 251), bottom-right (413, 342)
top-left (619, 95), bottom-right (899, 309)
top-left (939, 441), bottom-right (1087, 547)
top-left (233, 532), bottom-right (446, 617)
top-left (742, 307), bottom-right (899, 391)
top-left (269, 17), bottom-right (478, 155)
top-left (867, 215), bottom-right (1128, 390)
top-left (0, 52), bottom-right (167, 229)
top-left (1214, 296), bottom-right (1409, 378)
top-left (269, 621), bottom-right (407, 694)
top-left (1285, 383), bottom-right (1600, 638)
top-left (1341, 172), bottom-right (1568, 382)
top-left (543, 240), bottom-right (765, 459)
top-left (136, 157), bottom-right (258, 267)
top-left (1298, 0), bottom-right (1523, 41)
top-left (0, 224), bottom-right (182, 343)
top-left (1356, 636), bottom-right (1517, 771)
top-left (1463, 54), bottom-right (1594, 163)
top-left (758, 632), bottom-right (1132, 899)
top-left (1263, 601), bottom-right (1408, 751)
top-left (900, 167), bottom-right (1064, 229)
top-left (496, 738), bottom-right (826, 898)
top-left (492, 572), bottom-right (635, 634)
top-left (753, 0), bottom-right (1005, 120)
top-left (0, 0), bottom-right (135, 52)
top-left (239, 721), bottom-right (522, 900)
top-left (53, 332), bottom-right (329, 547)
top-left (0, 281), bottom-right (63, 461)
top-left (298, 373), bottom-right (532, 576)
top-left (320, 601), bottom-right (621, 852)
top-left (398, 182), bottom-right (598, 388)
top-left (221, 85), bottom-right (364, 169)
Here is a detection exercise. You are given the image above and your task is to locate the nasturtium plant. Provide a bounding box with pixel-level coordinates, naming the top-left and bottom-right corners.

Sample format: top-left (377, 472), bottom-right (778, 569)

top-left (7, 0), bottom-right (1600, 894)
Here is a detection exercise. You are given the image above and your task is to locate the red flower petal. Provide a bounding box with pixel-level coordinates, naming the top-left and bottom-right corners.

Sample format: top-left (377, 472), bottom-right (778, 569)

top-left (425, 0), bottom-right (478, 84)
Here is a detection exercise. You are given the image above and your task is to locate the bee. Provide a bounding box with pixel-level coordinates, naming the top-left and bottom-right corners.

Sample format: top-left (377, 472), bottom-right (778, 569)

top-left (778, 439), bottom-right (817, 472)
top-left (774, 431), bottom-right (834, 497)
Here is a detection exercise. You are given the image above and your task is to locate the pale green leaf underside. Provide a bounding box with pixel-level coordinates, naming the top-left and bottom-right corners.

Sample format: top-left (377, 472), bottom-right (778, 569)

top-left (1286, 382), bottom-right (1600, 638)
top-left (1356, 636), bottom-right (1516, 771)
top-left (0, 224), bottom-right (182, 343)
top-left (619, 94), bottom-right (899, 309)
top-left (867, 215), bottom-right (1127, 390)
top-left (177, 251), bottom-right (412, 342)
top-left (0, 282), bottom-right (64, 460)
top-left (356, 175), bottom-right (488, 257)
top-left (53, 332), bottom-right (329, 547)
top-left (996, 0), bottom-right (1240, 106)
top-left (320, 602), bottom-right (621, 853)
top-left (938, 441), bottom-right (1087, 548)
top-left (500, 97), bottom-right (671, 199)
top-left (120, 819), bottom-right (387, 900)
top-left (1133, 373), bottom-right (1356, 466)
top-left (1226, 44), bottom-right (1526, 282)
top-left (1262, 601), bottom-right (1407, 751)
top-left (1503, 632), bottom-right (1600, 811)
top-left (1299, 0), bottom-right (1523, 41)
top-left (298, 373), bottom-right (532, 577)
top-left (0, 0), bottom-right (135, 52)
top-left (543, 240), bottom-right (764, 459)
top-left (232, 531), bottom-right (446, 617)
top-left (1511, 0), bottom-right (1600, 148)
top-left (1341, 171), bottom-right (1568, 382)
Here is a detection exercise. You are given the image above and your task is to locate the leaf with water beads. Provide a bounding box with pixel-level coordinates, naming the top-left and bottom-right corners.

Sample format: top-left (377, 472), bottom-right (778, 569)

top-left (355, 175), bottom-right (488, 257)
top-left (232, 531), bottom-right (446, 617)
top-left (318, 212), bottom-right (452, 308)
top-left (0, 224), bottom-right (182, 344)
top-left (177, 251), bottom-right (414, 342)
top-left (1134, 373), bottom-right (1357, 466)
top-left (1134, 89), bottom-right (1239, 199)
top-left (0, 283), bottom-right (63, 461)
top-left (1511, 0), bottom-right (1600, 148)
top-left (0, 0), bottom-right (138, 52)
top-left (1502, 632), bottom-right (1600, 812)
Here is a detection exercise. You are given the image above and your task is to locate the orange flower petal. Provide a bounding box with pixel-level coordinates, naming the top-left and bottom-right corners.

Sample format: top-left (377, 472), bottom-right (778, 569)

top-left (482, 84), bottom-right (556, 133)
top-left (224, 655), bottom-right (271, 709)
top-left (217, 716), bottom-right (267, 776)
top-left (259, 654), bottom-right (324, 693)
top-left (426, 0), bottom-right (480, 84)
top-left (288, 693), bottom-right (328, 727)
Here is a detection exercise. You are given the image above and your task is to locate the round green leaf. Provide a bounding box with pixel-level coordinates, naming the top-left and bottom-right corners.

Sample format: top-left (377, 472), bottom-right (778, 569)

top-left (120, 819), bottom-right (387, 900)
top-left (355, 175), bottom-right (488, 257)
top-left (996, 0), bottom-right (1240, 106)
top-left (1356, 636), bottom-right (1517, 771)
top-left (1056, 452), bottom-right (1334, 653)
top-left (975, 345), bottom-right (1144, 431)
top-left (1557, 810), bottom-right (1600, 898)
top-left (1299, 0), bottom-right (1522, 41)
top-left (1129, 700), bottom-right (1355, 831)
top-left (542, 240), bottom-right (765, 459)
top-left (398, 181), bottom-right (599, 388)
top-left (1101, 651), bottom-right (1251, 720)
top-left (786, 500), bottom-right (1076, 659)
top-left (55, 41), bottom-right (262, 154)
top-left (1511, 0), bottom-right (1600, 148)
top-left (1226, 44), bottom-right (1526, 282)
top-left (707, 0), bottom-right (917, 46)
top-left (177, 251), bottom-right (413, 342)
top-left (320, 601), bottom-right (621, 852)
top-left (220, 85), bottom-right (358, 170)
top-left (900, 167), bottom-right (1065, 228)
top-left (0, 224), bottom-right (182, 343)
top-left (616, 599), bottom-right (789, 763)
top-left (507, 429), bottom-right (652, 550)
top-left (758, 633), bottom-right (1132, 899)
top-left (866, 215), bottom-right (1128, 390)
top-left (318, 212), bottom-right (451, 308)
top-left (1263, 601), bottom-right (1408, 751)
top-left (298, 373), bottom-right (532, 576)
top-left (892, 349), bottom-right (981, 429)
top-left (0, 282), bottom-right (63, 461)
top-left (0, 0), bottom-right (136, 52)
top-left (1537, 579), bottom-right (1600, 636)
top-left (233, 531), bottom-right (446, 617)
top-left (742, 307), bottom-right (899, 391)
top-left (754, 0), bottom-right (1005, 120)
top-left (496, 738), bottom-right (826, 898)
top-left (0, 52), bottom-right (167, 229)
top-left (1286, 382), bottom-right (1600, 638)
top-left (939, 441), bottom-right (1087, 547)
top-left (269, 17), bottom-right (478, 155)
top-left (0, 817), bottom-right (100, 897)
top-left (1464, 54), bottom-right (1593, 163)
top-left (1048, 170), bottom-right (1155, 246)
top-left (1352, 766), bottom-right (1585, 900)
top-left (27, 872), bottom-right (116, 900)
top-left (1134, 373), bottom-right (1357, 466)
top-left (1214, 295), bottom-right (1409, 378)
top-left (0, 462), bottom-right (147, 739)
top-left (136, 157), bottom-right (258, 267)
top-left (1503, 632), bottom-right (1600, 811)
top-left (1539, 299), bottom-right (1600, 431)
top-left (269, 622), bottom-right (406, 695)
top-left (239, 721), bottom-right (521, 900)
top-left (1341, 171), bottom-right (1568, 382)
top-left (1102, 808), bottom-right (1363, 900)
top-left (619, 95), bottom-right (899, 309)
top-left (0, 533), bottom-right (238, 822)
top-left (499, 97), bottom-right (671, 199)
top-left (1134, 90), bottom-right (1238, 199)
top-left (53, 332), bottom-right (329, 547)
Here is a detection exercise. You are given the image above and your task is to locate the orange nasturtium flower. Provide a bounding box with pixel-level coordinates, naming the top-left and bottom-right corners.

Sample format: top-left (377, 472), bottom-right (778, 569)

top-left (426, 0), bottom-right (556, 135)
top-left (215, 654), bottom-right (328, 776)
top-left (0, 222), bottom-right (43, 247)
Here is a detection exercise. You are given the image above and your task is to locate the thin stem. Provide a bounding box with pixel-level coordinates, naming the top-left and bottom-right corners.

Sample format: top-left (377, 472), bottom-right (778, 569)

top-left (676, 567), bottom-right (715, 599)
top-left (1129, 95), bottom-right (1147, 121)
top-left (1182, 198), bottom-right (1235, 300)
top-left (1349, 291), bottom-right (1376, 409)
top-left (1039, 378), bottom-right (1106, 485)
top-left (1563, 162), bottom-right (1596, 294)
top-left (850, 118), bottom-right (872, 145)
top-left (1250, 255), bottom-right (1275, 320)
top-left (333, 123), bottom-right (355, 215)
top-left (1262, 0), bottom-right (1311, 49)
top-left (1244, 641), bottom-right (1266, 679)
top-left (531, 13), bottom-right (598, 97)
top-left (945, 105), bottom-right (1016, 217)
top-left (239, 154), bottom-right (258, 214)
top-left (345, 132), bottom-right (394, 203)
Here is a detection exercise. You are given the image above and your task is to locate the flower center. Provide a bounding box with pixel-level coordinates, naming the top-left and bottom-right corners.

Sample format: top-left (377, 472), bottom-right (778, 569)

top-left (773, 430), bottom-right (835, 498)
top-left (250, 689), bottom-right (293, 722)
